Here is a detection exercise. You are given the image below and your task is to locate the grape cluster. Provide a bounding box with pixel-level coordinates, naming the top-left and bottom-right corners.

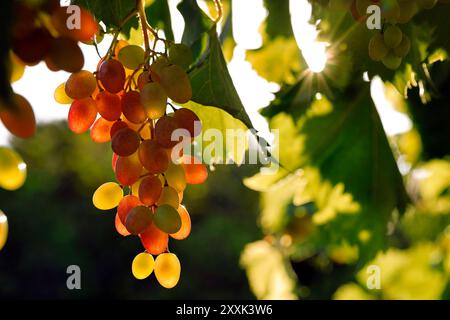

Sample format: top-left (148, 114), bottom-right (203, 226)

top-left (1, 0), bottom-right (98, 139)
top-left (329, 0), bottom-right (449, 69)
top-left (57, 33), bottom-right (207, 287)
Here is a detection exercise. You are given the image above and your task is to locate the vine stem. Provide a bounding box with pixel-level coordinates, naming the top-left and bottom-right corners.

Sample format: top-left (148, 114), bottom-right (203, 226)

top-left (137, 0), bottom-right (159, 56)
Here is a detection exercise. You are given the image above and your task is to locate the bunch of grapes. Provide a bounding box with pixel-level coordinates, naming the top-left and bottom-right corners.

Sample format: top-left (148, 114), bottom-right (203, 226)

top-left (56, 28), bottom-right (207, 287)
top-left (329, 0), bottom-right (449, 69)
top-left (1, 0), bottom-right (98, 139)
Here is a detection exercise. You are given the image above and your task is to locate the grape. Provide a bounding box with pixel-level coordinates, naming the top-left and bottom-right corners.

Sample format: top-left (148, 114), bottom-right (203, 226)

top-left (140, 223), bottom-right (168, 255)
top-left (138, 140), bottom-right (169, 174)
top-left (97, 59), bottom-right (126, 94)
top-left (384, 25), bottom-right (403, 49)
top-left (115, 213), bottom-right (130, 236)
top-left (65, 70), bottom-right (97, 99)
top-left (132, 252), bottom-right (155, 280)
top-left (46, 38), bottom-right (84, 73)
top-left (118, 195), bottom-right (141, 224)
top-left (92, 182), bottom-right (123, 210)
top-left (397, 0), bottom-right (418, 24)
top-left (154, 205), bottom-right (182, 234)
top-left (122, 91), bottom-right (147, 124)
top-left (149, 56), bottom-right (170, 81)
top-left (12, 28), bottom-right (52, 65)
top-left (382, 52), bottom-right (402, 70)
top-left (394, 35), bottom-right (411, 58)
top-left (382, 1), bottom-right (400, 22)
top-left (159, 65), bottom-right (192, 104)
top-left (118, 45), bottom-right (145, 70)
top-left (115, 152), bottom-right (143, 186)
top-left (139, 176), bottom-right (163, 206)
top-left (170, 205), bottom-right (191, 240)
top-left (112, 153), bottom-right (119, 172)
top-left (125, 205), bottom-right (153, 235)
top-left (111, 128), bottom-right (140, 157)
top-left (54, 83), bottom-right (73, 105)
top-left (0, 210), bottom-right (7, 251)
top-left (114, 40), bottom-right (129, 58)
top-left (51, 6), bottom-right (98, 42)
top-left (9, 52), bottom-right (25, 83)
top-left (174, 108), bottom-right (202, 138)
top-left (0, 94), bottom-right (36, 138)
top-left (368, 33), bottom-right (389, 61)
top-left (137, 71), bottom-right (151, 91)
top-left (110, 120), bottom-right (129, 139)
top-left (181, 156), bottom-right (208, 184)
top-left (94, 91), bottom-right (122, 121)
top-left (0, 147), bottom-right (27, 191)
top-left (155, 115), bottom-right (180, 148)
top-left (154, 253), bottom-right (181, 289)
top-left (156, 186), bottom-right (180, 209)
top-left (68, 98), bottom-right (97, 134)
top-left (168, 43), bottom-right (193, 69)
top-left (90, 117), bottom-right (114, 143)
top-left (140, 82), bottom-right (167, 120)
top-left (165, 162), bottom-right (186, 192)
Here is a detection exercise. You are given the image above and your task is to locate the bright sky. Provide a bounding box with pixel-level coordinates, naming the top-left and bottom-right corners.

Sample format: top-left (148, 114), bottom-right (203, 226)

top-left (0, 0), bottom-right (410, 146)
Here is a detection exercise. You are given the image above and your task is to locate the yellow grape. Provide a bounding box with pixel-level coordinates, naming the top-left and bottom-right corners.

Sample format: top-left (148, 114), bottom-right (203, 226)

top-left (149, 56), bottom-right (170, 81)
top-left (170, 205), bottom-right (191, 240)
top-left (131, 252), bottom-right (155, 280)
top-left (0, 210), bottom-right (7, 251)
top-left (54, 83), bottom-right (73, 104)
top-left (0, 147), bottom-right (26, 191)
top-left (9, 52), bottom-right (25, 83)
top-left (140, 82), bottom-right (167, 120)
top-left (368, 33), bottom-right (388, 62)
top-left (92, 182), bottom-right (123, 210)
top-left (168, 43), bottom-right (193, 69)
top-left (154, 253), bottom-right (181, 289)
top-left (159, 65), bottom-right (192, 104)
top-left (156, 186), bottom-right (180, 209)
top-left (165, 161), bottom-right (186, 192)
top-left (384, 25), bottom-right (403, 49)
top-left (65, 70), bottom-right (97, 99)
top-left (118, 45), bottom-right (145, 70)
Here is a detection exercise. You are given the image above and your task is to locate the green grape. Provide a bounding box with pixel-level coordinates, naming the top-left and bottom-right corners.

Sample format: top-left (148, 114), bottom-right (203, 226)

top-left (0, 210), bottom-right (8, 251)
top-left (382, 0), bottom-right (400, 22)
top-left (393, 36), bottom-right (411, 58)
top-left (65, 70), bottom-right (97, 99)
top-left (154, 253), bottom-right (181, 289)
top-left (132, 252), bottom-right (155, 280)
top-left (382, 52), bottom-right (402, 70)
top-left (0, 147), bottom-right (26, 191)
top-left (149, 56), bottom-right (170, 81)
top-left (92, 182), bottom-right (123, 210)
top-left (54, 83), bottom-right (73, 104)
top-left (368, 33), bottom-right (389, 61)
top-left (125, 205), bottom-right (153, 235)
top-left (154, 205), bottom-right (182, 234)
top-left (384, 25), bottom-right (403, 49)
top-left (165, 162), bottom-right (186, 192)
top-left (168, 43), bottom-right (193, 69)
top-left (156, 186), bottom-right (180, 209)
top-left (118, 45), bottom-right (145, 70)
top-left (139, 176), bottom-right (163, 206)
top-left (159, 65), bottom-right (192, 104)
top-left (140, 82), bottom-right (168, 120)
top-left (138, 140), bottom-right (169, 174)
top-left (397, 0), bottom-right (418, 24)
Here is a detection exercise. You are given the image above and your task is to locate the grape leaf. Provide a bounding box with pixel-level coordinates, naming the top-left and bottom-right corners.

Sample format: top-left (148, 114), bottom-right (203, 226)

top-left (264, 0), bottom-right (295, 39)
top-left (246, 83), bottom-right (409, 263)
top-left (188, 27), bottom-right (253, 129)
top-left (177, 0), bottom-right (213, 47)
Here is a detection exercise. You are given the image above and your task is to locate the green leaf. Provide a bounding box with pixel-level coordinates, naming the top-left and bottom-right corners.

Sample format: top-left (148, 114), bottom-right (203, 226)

top-left (247, 84), bottom-right (409, 263)
top-left (183, 102), bottom-right (248, 166)
top-left (188, 27), bottom-right (253, 129)
top-left (240, 240), bottom-right (298, 300)
top-left (263, 0), bottom-right (295, 39)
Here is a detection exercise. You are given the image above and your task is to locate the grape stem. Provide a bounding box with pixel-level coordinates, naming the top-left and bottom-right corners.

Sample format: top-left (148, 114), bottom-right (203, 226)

top-left (137, 0), bottom-right (151, 55)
